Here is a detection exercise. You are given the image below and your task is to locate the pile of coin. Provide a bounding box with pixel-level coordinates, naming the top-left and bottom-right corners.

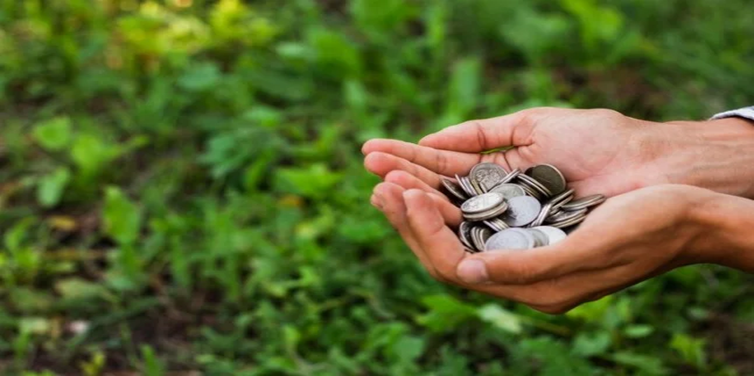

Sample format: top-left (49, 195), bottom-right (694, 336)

top-left (440, 163), bottom-right (605, 252)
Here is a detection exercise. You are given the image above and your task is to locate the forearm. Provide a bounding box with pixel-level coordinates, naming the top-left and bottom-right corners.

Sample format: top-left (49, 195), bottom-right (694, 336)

top-left (692, 190), bottom-right (754, 272)
top-left (650, 117), bottom-right (754, 199)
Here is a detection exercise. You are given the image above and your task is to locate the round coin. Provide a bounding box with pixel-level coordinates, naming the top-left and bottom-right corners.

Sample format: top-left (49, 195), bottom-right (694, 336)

top-left (471, 226), bottom-right (492, 251)
top-left (529, 226), bottom-right (567, 245)
top-left (517, 174), bottom-right (552, 198)
top-left (485, 228), bottom-right (536, 251)
top-left (527, 228), bottom-right (550, 247)
top-left (527, 164), bottom-right (567, 196)
top-left (441, 177), bottom-right (467, 201)
top-left (546, 208), bottom-right (587, 224)
top-left (501, 196), bottom-right (542, 227)
top-left (470, 163), bottom-right (508, 191)
top-left (458, 222), bottom-right (475, 251)
top-left (456, 175), bottom-right (478, 197)
top-left (461, 192), bottom-right (506, 214)
top-left (561, 194), bottom-right (606, 211)
top-left (489, 183), bottom-right (526, 200)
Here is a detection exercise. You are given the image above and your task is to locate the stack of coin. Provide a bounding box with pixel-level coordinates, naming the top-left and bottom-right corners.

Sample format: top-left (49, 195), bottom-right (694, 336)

top-left (440, 163), bottom-right (605, 252)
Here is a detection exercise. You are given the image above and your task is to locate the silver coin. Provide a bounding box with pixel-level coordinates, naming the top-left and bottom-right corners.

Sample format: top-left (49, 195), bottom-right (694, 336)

top-left (527, 228), bottom-right (550, 247)
top-left (497, 168), bottom-right (521, 186)
top-left (527, 164), bottom-right (567, 196)
top-left (483, 218), bottom-right (510, 232)
top-left (461, 192), bottom-right (505, 214)
top-left (561, 194), bottom-right (606, 211)
top-left (489, 183), bottom-right (526, 200)
top-left (471, 226), bottom-right (492, 251)
top-left (529, 201), bottom-right (554, 228)
top-left (470, 163), bottom-right (508, 191)
top-left (550, 212), bottom-right (587, 229)
top-left (484, 228), bottom-right (536, 251)
top-left (458, 222), bottom-right (475, 251)
top-left (456, 175), bottom-right (478, 197)
top-left (469, 177), bottom-right (486, 196)
top-left (546, 208), bottom-right (587, 224)
top-left (529, 226), bottom-right (567, 245)
top-left (441, 177), bottom-right (467, 201)
top-left (547, 189), bottom-right (575, 215)
top-left (463, 201), bottom-right (509, 221)
top-left (517, 174), bottom-right (552, 198)
top-left (501, 196), bottom-right (541, 227)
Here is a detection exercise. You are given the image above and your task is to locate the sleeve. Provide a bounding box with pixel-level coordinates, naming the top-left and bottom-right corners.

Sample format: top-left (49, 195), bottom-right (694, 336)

top-left (710, 106), bottom-right (754, 122)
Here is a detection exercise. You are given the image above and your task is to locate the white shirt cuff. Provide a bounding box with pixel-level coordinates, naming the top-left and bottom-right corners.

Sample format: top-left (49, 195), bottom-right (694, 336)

top-left (710, 106), bottom-right (754, 122)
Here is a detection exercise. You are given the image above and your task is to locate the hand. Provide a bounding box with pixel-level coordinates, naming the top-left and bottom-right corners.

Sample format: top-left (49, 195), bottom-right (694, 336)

top-left (363, 108), bottom-right (754, 198)
top-left (371, 181), bottom-right (719, 314)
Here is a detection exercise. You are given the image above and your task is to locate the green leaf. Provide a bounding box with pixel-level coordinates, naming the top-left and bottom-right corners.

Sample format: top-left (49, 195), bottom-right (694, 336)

top-left (417, 295), bottom-right (478, 333)
top-left (624, 324), bottom-right (655, 339)
top-left (37, 167), bottom-right (71, 208)
top-left (32, 117), bottom-right (72, 151)
top-left (669, 333), bottom-right (707, 369)
top-left (103, 187), bottom-right (142, 245)
top-left (611, 352), bottom-right (669, 375)
top-left (477, 304), bottom-right (523, 334)
top-left (274, 163), bottom-right (342, 199)
top-left (71, 134), bottom-right (116, 176)
top-left (391, 336), bottom-right (425, 363)
top-left (55, 278), bottom-right (108, 301)
top-left (572, 331), bottom-right (611, 357)
top-left (178, 62), bottom-right (221, 92)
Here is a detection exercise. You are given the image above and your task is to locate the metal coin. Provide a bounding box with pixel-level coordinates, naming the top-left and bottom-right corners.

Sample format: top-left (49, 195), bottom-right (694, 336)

top-left (517, 181), bottom-right (543, 200)
top-left (561, 194), bottom-right (606, 211)
top-left (461, 192), bottom-right (505, 214)
top-left (501, 196), bottom-right (541, 227)
top-left (456, 175), bottom-right (477, 197)
top-left (529, 226), bottom-right (567, 245)
top-left (485, 228), bottom-right (536, 251)
top-left (546, 208), bottom-right (587, 224)
top-left (547, 189), bottom-right (575, 215)
top-left (470, 177), bottom-right (486, 196)
top-left (527, 164), bottom-right (567, 196)
top-left (527, 228), bottom-right (550, 247)
top-left (529, 201), bottom-right (554, 228)
top-left (483, 218), bottom-right (510, 232)
top-left (489, 183), bottom-right (526, 200)
top-left (497, 168), bottom-right (521, 186)
top-left (550, 212), bottom-right (587, 229)
top-left (471, 226), bottom-right (492, 251)
top-left (441, 177), bottom-right (467, 201)
top-left (470, 163), bottom-right (508, 191)
top-left (517, 174), bottom-right (552, 198)
top-left (458, 222), bottom-right (475, 251)
top-left (463, 201), bottom-right (509, 221)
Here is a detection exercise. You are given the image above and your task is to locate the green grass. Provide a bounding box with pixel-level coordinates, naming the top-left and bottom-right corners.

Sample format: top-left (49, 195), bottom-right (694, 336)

top-left (1, 0), bottom-right (754, 374)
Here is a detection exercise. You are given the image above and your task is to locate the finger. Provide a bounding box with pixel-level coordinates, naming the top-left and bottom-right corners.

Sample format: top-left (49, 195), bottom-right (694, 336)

top-left (403, 189), bottom-right (468, 282)
top-left (373, 183), bottom-right (439, 278)
top-left (456, 232), bottom-right (603, 285)
top-left (419, 110), bottom-right (539, 152)
top-left (364, 152), bottom-right (442, 188)
top-left (384, 170), bottom-right (462, 226)
top-left (362, 139), bottom-right (480, 176)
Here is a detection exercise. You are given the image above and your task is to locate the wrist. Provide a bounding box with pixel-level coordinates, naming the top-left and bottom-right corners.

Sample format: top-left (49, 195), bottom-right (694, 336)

top-left (646, 118), bottom-right (754, 198)
top-left (689, 191), bottom-right (754, 271)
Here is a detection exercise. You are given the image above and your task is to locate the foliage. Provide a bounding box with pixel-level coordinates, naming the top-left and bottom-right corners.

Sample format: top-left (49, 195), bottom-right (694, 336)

top-left (1, 0), bottom-right (754, 374)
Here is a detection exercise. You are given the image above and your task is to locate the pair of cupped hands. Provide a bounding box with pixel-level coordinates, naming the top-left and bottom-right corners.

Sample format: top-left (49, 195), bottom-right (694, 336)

top-left (363, 107), bottom-right (754, 314)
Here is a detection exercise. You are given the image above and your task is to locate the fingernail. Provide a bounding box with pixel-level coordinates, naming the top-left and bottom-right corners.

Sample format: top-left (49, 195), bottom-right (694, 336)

top-left (370, 194), bottom-right (383, 210)
top-left (457, 259), bottom-right (489, 284)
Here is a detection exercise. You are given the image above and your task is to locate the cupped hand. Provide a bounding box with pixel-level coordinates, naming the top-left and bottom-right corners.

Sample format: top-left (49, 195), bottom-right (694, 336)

top-left (364, 107), bottom-right (678, 198)
top-left (371, 179), bottom-right (716, 314)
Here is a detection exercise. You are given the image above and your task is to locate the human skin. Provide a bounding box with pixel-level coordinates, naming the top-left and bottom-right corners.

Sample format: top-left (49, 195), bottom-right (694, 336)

top-left (362, 108), bottom-right (754, 313)
top-left (370, 182), bottom-right (754, 314)
top-left (362, 108), bottom-right (754, 199)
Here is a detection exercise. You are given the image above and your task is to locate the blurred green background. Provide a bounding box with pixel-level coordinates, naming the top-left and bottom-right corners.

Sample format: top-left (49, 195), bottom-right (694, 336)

top-left (2, 0), bottom-right (754, 374)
